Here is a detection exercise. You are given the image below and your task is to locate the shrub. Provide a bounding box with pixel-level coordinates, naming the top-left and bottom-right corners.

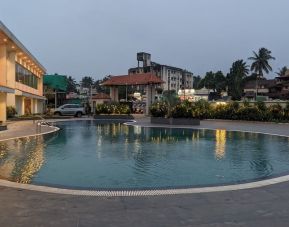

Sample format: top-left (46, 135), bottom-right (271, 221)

top-left (212, 101), bottom-right (239, 120)
top-left (236, 106), bottom-right (261, 121)
top-left (6, 106), bottom-right (17, 118)
top-left (95, 103), bottom-right (131, 115)
top-left (171, 103), bottom-right (192, 118)
top-left (268, 104), bottom-right (283, 121)
top-left (192, 100), bottom-right (212, 119)
top-left (283, 102), bottom-right (289, 120)
top-left (150, 102), bottom-right (168, 117)
top-left (255, 101), bottom-right (269, 121)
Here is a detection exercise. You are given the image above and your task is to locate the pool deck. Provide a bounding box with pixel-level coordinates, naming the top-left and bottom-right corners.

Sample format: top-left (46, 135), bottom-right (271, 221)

top-left (0, 120), bottom-right (58, 141)
top-left (1, 117), bottom-right (289, 226)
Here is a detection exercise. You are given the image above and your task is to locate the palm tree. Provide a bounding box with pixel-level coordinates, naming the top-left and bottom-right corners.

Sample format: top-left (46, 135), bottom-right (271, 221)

top-left (276, 66), bottom-right (288, 77)
top-left (248, 48), bottom-right (275, 99)
top-left (227, 60), bottom-right (249, 100)
top-left (248, 48), bottom-right (275, 77)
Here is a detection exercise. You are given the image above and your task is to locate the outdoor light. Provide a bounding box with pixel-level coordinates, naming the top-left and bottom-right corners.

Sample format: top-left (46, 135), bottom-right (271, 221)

top-left (216, 102), bottom-right (227, 105)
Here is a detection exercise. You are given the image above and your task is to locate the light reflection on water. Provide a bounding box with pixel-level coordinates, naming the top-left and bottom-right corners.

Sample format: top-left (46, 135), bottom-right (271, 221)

top-left (0, 136), bottom-right (45, 184)
top-left (0, 120), bottom-right (289, 189)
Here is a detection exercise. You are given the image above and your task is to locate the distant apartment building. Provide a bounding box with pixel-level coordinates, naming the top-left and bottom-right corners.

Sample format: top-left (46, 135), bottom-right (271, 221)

top-left (128, 52), bottom-right (193, 91)
top-left (0, 21), bottom-right (46, 122)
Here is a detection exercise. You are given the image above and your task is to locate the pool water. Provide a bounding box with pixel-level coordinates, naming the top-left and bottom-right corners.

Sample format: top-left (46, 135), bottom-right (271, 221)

top-left (1, 120), bottom-right (289, 189)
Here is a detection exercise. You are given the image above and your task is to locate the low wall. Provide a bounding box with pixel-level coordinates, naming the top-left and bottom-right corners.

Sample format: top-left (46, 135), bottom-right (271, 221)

top-left (210, 101), bottom-right (289, 108)
top-left (94, 115), bottom-right (134, 120)
top-left (151, 117), bottom-right (200, 126)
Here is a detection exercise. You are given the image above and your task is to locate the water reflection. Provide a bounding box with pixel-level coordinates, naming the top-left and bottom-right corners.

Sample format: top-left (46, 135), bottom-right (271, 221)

top-left (0, 136), bottom-right (45, 183)
top-left (1, 121), bottom-right (288, 188)
top-left (215, 130), bottom-right (226, 160)
top-left (96, 124), bottom-right (205, 144)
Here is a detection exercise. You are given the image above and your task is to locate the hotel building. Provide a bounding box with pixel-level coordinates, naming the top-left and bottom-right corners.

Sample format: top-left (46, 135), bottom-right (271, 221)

top-left (0, 21), bottom-right (46, 122)
top-left (129, 52), bottom-right (194, 91)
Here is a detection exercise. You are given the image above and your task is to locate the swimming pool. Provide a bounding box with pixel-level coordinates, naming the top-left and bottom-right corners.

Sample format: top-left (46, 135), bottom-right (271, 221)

top-left (1, 120), bottom-right (289, 190)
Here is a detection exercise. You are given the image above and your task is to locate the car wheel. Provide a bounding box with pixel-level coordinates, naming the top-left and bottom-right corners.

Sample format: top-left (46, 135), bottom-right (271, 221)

top-left (75, 112), bottom-right (82, 118)
top-left (54, 112), bottom-right (61, 116)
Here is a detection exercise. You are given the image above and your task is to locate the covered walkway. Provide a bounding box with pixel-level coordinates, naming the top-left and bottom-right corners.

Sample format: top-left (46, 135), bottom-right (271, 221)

top-left (102, 73), bottom-right (164, 114)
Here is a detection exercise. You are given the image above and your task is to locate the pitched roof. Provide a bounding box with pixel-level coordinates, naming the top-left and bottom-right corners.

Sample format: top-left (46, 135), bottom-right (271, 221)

top-left (101, 73), bottom-right (164, 86)
top-left (244, 79), bottom-right (276, 89)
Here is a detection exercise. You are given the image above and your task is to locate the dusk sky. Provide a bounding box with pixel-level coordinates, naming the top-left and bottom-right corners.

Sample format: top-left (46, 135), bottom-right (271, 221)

top-left (1, 0), bottom-right (289, 80)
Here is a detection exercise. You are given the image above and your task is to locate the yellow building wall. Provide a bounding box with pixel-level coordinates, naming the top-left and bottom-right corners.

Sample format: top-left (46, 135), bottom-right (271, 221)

top-left (0, 93), bottom-right (7, 122)
top-left (0, 44), bottom-right (7, 87)
top-left (6, 93), bottom-right (15, 107)
top-left (7, 51), bottom-right (15, 88)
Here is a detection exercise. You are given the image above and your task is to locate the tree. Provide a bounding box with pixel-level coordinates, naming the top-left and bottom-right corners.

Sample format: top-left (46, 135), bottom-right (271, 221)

top-left (81, 76), bottom-right (94, 88)
top-left (93, 75), bottom-right (111, 94)
top-left (214, 71), bottom-right (226, 94)
top-left (227, 60), bottom-right (249, 100)
top-left (193, 75), bottom-right (202, 89)
top-left (66, 76), bottom-right (77, 93)
top-left (199, 71), bottom-right (226, 95)
top-left (248, 48), bottom-right (275, 99)
top-left (248, 47), bottom-right (275, 77)
top-left (276, 66), bottom-right (288, 77)
top-left (161, 90), bottom-right (180, 117)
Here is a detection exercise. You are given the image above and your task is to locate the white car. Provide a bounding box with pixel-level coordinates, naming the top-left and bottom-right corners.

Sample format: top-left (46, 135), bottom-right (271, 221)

top-left (53, 104), bottom-right (85, 117)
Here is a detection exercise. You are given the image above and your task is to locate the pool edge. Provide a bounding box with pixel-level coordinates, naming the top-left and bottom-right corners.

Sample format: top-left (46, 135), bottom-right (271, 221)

top-left (1, 119), bottom-right (289, 196)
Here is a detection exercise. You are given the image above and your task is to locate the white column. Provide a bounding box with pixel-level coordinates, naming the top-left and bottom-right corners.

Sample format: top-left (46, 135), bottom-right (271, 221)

top-left (145, 84), bottom-right (156, 115)
top-left (34, 99), bottom-right (38, 114)
top-left (109, 86), bottom-right (119, 102)
top-left (21, 97), bottom-right (25, 115)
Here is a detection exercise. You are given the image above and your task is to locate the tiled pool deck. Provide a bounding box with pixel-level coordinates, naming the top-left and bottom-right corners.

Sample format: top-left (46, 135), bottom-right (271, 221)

top-left (1, 117), bottom-right (289, 226)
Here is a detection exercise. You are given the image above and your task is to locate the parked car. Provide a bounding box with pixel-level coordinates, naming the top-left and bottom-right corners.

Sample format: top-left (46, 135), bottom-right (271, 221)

top-left (53, 104), bottom-right (85, 117)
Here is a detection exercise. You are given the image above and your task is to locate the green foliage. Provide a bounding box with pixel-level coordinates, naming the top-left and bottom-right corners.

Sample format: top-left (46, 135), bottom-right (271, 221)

top-left (149, 99), bottom-right (289, 122)
top-left (236, 106), bottom-right (261, 121)
top-left (199, 71), bottom-right (226, 95)
top-left (284, 102), bottom-right (289, 119)
top-left (213, 101), bottom-right (239, 120)
top-left (276, 66), bottom-right (288, 77)
top-left (227, 60), bottom-right (249, 100)
top-left (242, 100), bottom-right (250, 107)
top-left (161, 90), bottom-right (180, 117)
top-left (268, 104), bottom-right (283, 121)
top-left (193, 75), bottom-right (202, 89)
top-left (256, 101), bottom-right (266, 111)
top-left (67, 76), bottom-right (77, 93)
top-left (150, 102), bottom-right (168, 117)
top-left (171, 101), bottom-right (192, 118)
top-left (192, 100), bottom-right (212, 119)
top-left (248, 47), bottom-right (275, 77)
top-left (81, 76), bottom-right (94, 88)
top-left (95, 103), bottom-right (131, 115)
top-left (6, 106), bottom-right (17, 118)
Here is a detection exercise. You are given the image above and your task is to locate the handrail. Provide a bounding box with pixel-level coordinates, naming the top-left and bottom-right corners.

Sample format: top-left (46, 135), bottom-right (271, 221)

top-left (33, 115), bottom-right (52, 126)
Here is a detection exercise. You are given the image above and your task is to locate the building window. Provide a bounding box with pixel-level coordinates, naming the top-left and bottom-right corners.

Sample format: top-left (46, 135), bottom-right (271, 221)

top-left (16, 63), bottom-right (38, 89)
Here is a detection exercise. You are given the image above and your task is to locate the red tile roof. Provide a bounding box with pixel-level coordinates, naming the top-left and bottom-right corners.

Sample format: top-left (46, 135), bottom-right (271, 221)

top-left (92, 93), bottom-right (111, 100)
top-left (101, 73), bottom-right (164, 86)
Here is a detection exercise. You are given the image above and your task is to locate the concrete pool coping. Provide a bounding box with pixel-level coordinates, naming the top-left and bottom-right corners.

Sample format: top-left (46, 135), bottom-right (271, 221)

top-left (1, 117), bottom-right (289, 196)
